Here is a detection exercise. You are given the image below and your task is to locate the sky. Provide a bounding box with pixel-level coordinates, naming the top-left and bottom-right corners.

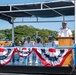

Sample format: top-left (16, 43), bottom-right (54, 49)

top-left (0, 0), bottom-right (74, 31)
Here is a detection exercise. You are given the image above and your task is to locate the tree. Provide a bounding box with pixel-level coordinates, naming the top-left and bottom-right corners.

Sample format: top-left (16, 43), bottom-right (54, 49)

top-left (0, 25), bottom-right (74, 46)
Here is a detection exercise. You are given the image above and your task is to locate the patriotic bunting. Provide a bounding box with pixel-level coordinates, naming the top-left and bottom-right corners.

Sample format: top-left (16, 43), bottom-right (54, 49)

top-left (33, 48), bottom-right (72, 66)
top-left (0, 47), bottom-right (72, 66)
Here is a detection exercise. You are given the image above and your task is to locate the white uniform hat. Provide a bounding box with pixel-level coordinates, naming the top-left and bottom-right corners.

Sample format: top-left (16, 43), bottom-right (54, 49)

top-left (62, 22), bottom-right (67, 25)
top-left (36, 36), bottom-right (41, 40)
top-left (48, 36), bottom-right (53, 40)
top-left (26, 36), bottom-right (31, 39)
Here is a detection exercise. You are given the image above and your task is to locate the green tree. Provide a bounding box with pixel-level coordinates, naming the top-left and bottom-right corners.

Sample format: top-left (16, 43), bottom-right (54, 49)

top-left (0, 25), bottom-right (74, 46)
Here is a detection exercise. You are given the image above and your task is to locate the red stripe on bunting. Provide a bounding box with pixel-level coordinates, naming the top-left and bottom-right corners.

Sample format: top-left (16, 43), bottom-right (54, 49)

top-left (0, 48), bottom-right (4, 52)
top-left (22, 48), bottom-right (27, 50)
top-left (49, 48), bottom-right (56, 52)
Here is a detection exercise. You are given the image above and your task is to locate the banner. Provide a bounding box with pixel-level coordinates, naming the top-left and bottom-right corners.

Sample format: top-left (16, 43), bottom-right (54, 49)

top-left (17, 47), bottom-right (33, 57)
top-left (0, 47), bottom-right (17, 65)
top-left (33, 48), bottom-right (72, 66)
top-left (0, 47), bottom-right (72, 66)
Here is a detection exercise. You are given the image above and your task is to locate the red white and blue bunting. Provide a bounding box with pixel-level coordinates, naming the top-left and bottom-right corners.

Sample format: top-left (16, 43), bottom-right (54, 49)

top-left (0, 47), bottom-right (17, 65)
top-left (0, 47), bottom-right (72, 66)
top-left (33, 48), bottom-right (72, 66)
top-left (17, 47), bottom-right (33, 57)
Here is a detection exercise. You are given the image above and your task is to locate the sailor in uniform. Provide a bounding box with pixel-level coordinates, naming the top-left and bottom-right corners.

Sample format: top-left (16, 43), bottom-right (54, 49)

top-left (23, 36), bottom-right (33, 47)
top-left (58, 22), bottom-right (72, 37)
top-left (46, 36), bottom-right (56, 47)
top-left (23, 36), bottom-right (33, 64)
top-left (34, 36), bottom-right (43, 64)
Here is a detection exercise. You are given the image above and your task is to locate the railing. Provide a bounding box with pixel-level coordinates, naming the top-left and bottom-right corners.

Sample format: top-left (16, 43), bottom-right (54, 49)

top-left (0, 45), bottom-right (75, 66)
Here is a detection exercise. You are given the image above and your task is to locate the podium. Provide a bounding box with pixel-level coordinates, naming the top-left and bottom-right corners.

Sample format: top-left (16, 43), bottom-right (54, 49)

top-left (58, 37), bottom-right (73, 66)
top-left (58, 37), bottom-right (73, 46)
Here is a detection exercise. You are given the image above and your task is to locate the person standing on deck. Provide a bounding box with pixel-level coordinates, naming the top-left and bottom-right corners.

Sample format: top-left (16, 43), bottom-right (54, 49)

top-left (58, 22), bottom-right (72, 37)
top-left (45, 36), bottom-right (56, 47)
top-left (34, 36), bottom-right (43, 64)
top-left (23, 36), bottom-right (34, 64)
top-left (58, 22), bottom-right (73, 66)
